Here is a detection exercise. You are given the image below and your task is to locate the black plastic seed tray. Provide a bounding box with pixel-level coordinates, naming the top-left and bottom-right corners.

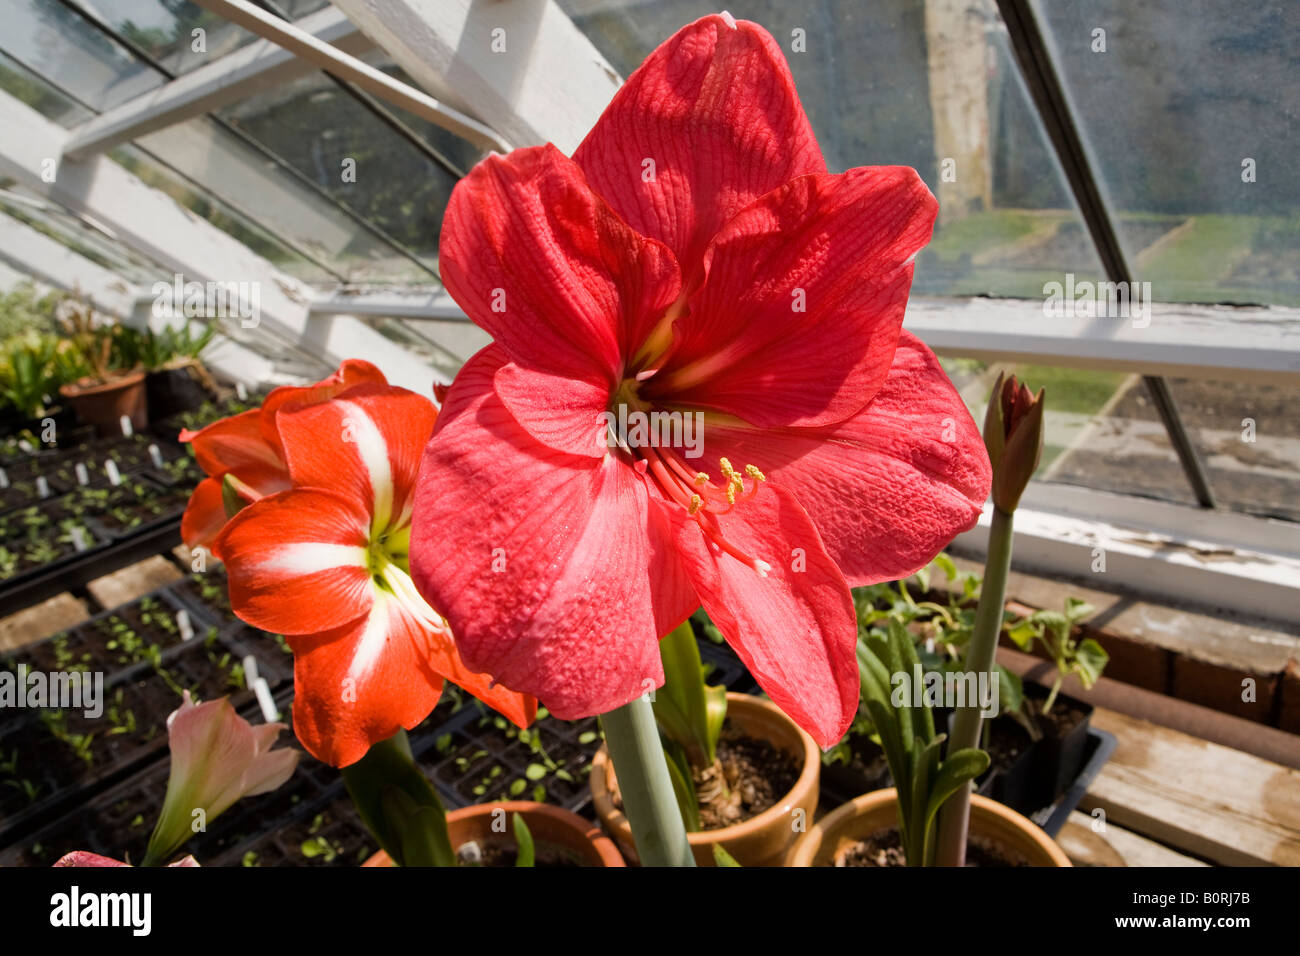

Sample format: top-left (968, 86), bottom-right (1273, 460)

top-left (0, 588), bottom-right (294, 846)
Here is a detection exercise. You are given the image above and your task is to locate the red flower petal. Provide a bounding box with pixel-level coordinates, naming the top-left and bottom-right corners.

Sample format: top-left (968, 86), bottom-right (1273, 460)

top-left (646, 167), bottom-right (937, 428)
top-left (410, 347), bottom-right (696, 719)
top-left (701, 332), bottom-right (991, 587)
top-left (258, 358), bottom-right (388, 459)
top-left (180, 463), bottom-right (293, 549)
top-left (182, 407), bottom-right (282, 478)
top-left (180, 475), bottom-right (227, 549)
top-left (573, 13), bottom-right (826, 288)
top-left (288, 591), bottom-right (446, 767)
top-left (493, 361), bottom-right (611, 458)
top-left (275, 384), bottom-right (438, 532)
top-left (439, 143), bottom-right (682, 383)
top-left (214, 488), bottom-right (374, 635)
top-left (656, 481), bottom-right (858, 749)
top-left (419, 618), bottom-right (538, 731)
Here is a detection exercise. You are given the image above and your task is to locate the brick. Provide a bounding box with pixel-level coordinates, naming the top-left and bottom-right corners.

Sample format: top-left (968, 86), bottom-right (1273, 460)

top-left (1171, 655), bottom-right (1277, 725)
top-left (86, 555), bottom-right (182, 611)
top-left (0, 592), bottom-right (88, 652)
top-left (1278, 659), bottom-right (1300, 735)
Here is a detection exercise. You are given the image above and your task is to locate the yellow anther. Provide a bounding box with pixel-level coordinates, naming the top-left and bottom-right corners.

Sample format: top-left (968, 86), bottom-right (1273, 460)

top-left (694, 472), bottom-right (710, 485)
top-left (725, 484), bottom-right (736, 505)
top-left (745, 464), bottom-right (766, 481)
top-left (719, 457), bottom-right (736, 478)
top-left (688, 494), bottom-right (703, 515)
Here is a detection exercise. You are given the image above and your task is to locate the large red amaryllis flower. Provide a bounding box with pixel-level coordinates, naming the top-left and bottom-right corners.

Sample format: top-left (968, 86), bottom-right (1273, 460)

top-left (209, 380), bottom-right (535, 766)
top-left (179, 359), bottom-right (386, 548)
top-left (410, 14), bottom-right (990, 748)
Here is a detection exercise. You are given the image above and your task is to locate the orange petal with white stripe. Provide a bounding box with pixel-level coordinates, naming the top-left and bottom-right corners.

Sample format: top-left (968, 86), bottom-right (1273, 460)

top-left (213, 487), bottom-right (374, 635)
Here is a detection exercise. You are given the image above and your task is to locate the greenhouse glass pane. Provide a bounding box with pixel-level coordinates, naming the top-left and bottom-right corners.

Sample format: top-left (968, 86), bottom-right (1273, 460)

top-left (1157, 378), bottom-right (1298, 523)
top-left (217, 70), bottom-right (458, 276)
top-left (358, 49), bottom-right (486, 177)
top-left (62, 1), bottom-right (331, 76)
top-left (558, 0), bottom-right (1105, 298)
top-left (0, 50), bottom-right (94, 127)
top-left (109, 144), bottom-right (336, 284)
top-left (0, 184), bottom-right (169, 284)
top-left (133, 117), bottom-right (429, 284)
top-left (941, 356), bottom-right (1198, 508)
top-left (1034, 0), bottom-right (1300, 306)
top-left (64, 0), bottom-right (255, 75)
top-left (0, 0), bottom-right (163, 111)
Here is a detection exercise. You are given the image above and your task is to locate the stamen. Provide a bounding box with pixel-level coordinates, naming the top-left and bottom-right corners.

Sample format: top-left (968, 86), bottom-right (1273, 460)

top-left (630, 442), bottom-right (770, 575)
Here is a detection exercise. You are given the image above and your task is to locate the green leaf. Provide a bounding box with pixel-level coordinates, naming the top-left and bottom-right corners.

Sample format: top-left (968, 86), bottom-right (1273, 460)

top-left (893, 619), bottom-right (934, 745)
top-left (865, 698), bottom-right (910, 814)
top-left (856, 636), bottom-right (892, 706)
top-left (911, 564), bottom-right (931, 594)
top-left (653, 618), bottom-right (723, 765)
top-left (996, 665), bottom-right (1024, 716)
top-left (1005, 618), bottom-right (1038, 651)
top-left (922, 747), bottom-right (991, 842)
top-left (661, 738), bottom-right (701, 832)
top-left (932, 552), bottom-right (958, 582)
top-left (1064, 597), bottom-right (1095, 624)
top-left (341, 729), bottom-right (455, 868)
top-left (712, 844), bottom-right (742, 867)
top-left (882, 621), bottom-right (913, 747)
top-left (1073, 638), bottom-right (1109, 688)
top-left (512, 813), bottom-right (535, 868)
top-left (1031, 609), bottom-right (1069, 641)
top-left (907, 734), bottom-right (944, 866)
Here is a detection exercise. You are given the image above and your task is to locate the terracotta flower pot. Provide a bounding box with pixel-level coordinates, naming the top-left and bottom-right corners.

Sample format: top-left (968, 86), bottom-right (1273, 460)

top-left (785, 787), bottom-right (1071, 867)
top-left (363, 801), bottom-right (625, 867)
top-left (590, 692), bottom-right (820, 867)
top-left (59, 370), bottom-right (147, 437)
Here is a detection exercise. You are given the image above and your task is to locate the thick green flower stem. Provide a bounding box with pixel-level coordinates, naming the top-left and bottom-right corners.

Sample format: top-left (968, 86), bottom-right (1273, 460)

top-left (600, 694), bottom-right (697, 867)
top-left (341, 728), bottom-right (456, 867)
top-left (935, 505), bottom-right (1015, 867)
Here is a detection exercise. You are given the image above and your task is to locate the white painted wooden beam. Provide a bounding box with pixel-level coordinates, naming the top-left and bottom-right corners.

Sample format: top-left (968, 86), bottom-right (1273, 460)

top-left (62, 6), bottom-right (371, 161)
top-left (954, 484), bottom-right (1300, 627)
top-left (0, 90), bottom-right (437, 394)
top-left (329, 0), bottom-right (622, 154)
top-left (0, 211), bottom-right (142, 319)
top-left (905, 295), bottom-right (1300, 385)
top-left (310, 287), bottom-right (468, 321)
top-left (189, 0), bottom-right (511, 153)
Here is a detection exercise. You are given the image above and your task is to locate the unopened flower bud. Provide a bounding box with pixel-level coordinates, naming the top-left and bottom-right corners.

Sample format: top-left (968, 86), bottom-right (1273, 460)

top-left (982, 372), bottom-right (1044, 513)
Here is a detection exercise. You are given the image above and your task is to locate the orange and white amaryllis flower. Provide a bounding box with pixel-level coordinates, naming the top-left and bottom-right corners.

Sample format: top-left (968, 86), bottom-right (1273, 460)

top-left (179, 359), bottom-right (386, 548)
top-left (212, 381), bottom-right (536, 767)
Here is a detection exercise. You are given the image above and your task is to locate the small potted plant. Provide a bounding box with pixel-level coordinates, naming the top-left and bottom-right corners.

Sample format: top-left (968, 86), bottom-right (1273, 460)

top-left (1004, 596), bottom-right (1109, 803)
top-left (141, 320), bottom-right (218, 421)
top-left (786, 619), bottom-right (1066, 866)
top-left (789, 374), bottom-right (1072, 866)
top-left (589, 621), bottom-right (819, 866)
top-left (54, 292), bottom-right (148, 436)
top-left (355, 737), bottom-right (624, 869)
